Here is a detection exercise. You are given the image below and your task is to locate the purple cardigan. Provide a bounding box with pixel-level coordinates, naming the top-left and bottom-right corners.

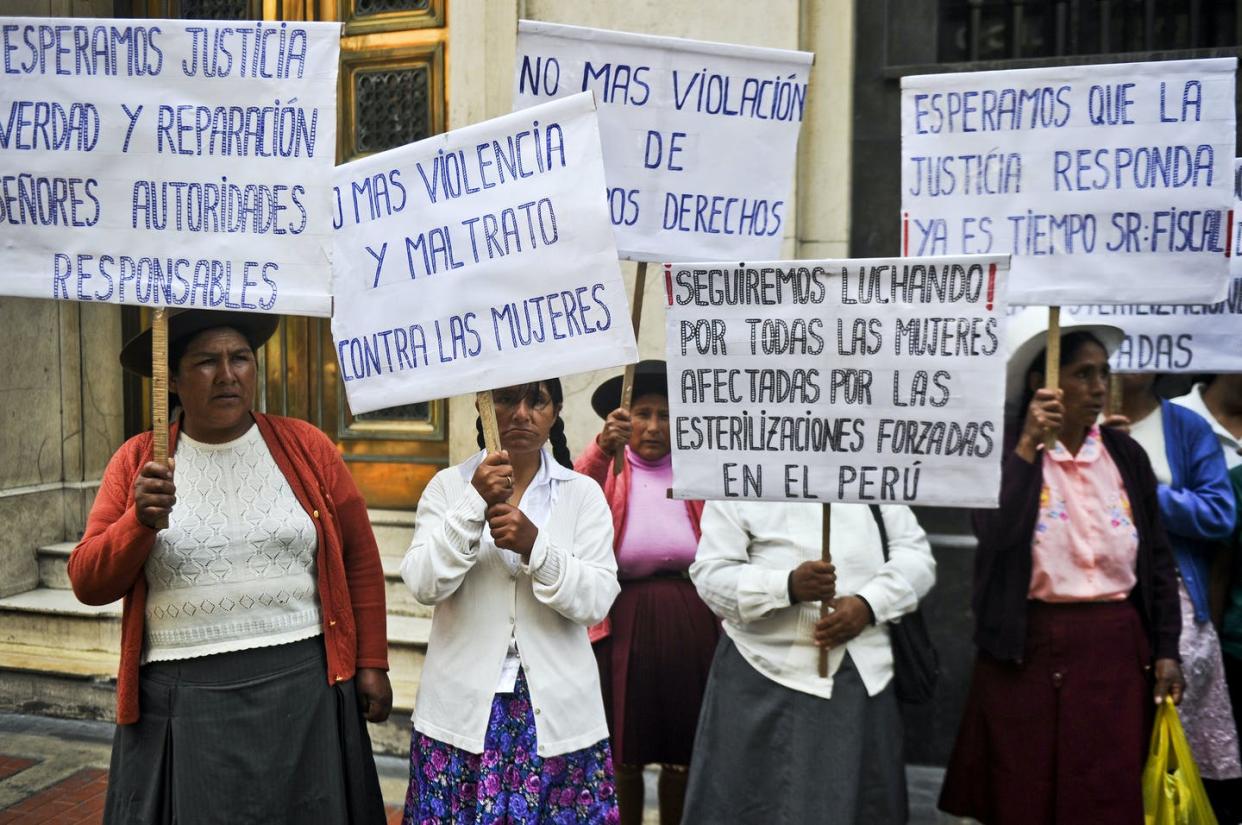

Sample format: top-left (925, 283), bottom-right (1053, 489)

top-left (971, 425), bottom-right (1182, 664)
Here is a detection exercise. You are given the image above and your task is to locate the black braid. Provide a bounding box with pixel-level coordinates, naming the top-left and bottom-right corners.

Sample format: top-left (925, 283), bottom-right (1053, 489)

top-left (549, 416), bottom-right (573, 469)
top-left (475, 416), bottom-right (485, 450)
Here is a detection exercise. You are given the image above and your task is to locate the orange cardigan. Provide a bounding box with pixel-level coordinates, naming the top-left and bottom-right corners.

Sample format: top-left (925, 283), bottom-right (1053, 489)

top-left (68, 412), bottom-right (389, 725)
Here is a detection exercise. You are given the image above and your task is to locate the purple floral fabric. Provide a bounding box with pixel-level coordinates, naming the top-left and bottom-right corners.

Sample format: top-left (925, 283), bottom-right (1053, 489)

top-left (403, 670), bottom-right (619, 825)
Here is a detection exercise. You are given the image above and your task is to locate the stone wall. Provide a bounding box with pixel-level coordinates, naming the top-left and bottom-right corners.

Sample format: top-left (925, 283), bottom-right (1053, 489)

top-left (0, 301), bottom-right (124, 597)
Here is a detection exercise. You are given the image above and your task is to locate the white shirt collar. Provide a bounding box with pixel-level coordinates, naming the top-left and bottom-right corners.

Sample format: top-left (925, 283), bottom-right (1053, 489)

top-left (458, 446), bottom-right (576, 484)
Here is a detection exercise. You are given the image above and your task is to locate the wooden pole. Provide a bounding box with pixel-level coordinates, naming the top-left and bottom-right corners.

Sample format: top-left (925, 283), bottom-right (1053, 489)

top-left (1107, 373), bottom-right (1123, 419)
top-left (150, 308), bottom-right (170, 530)
top-left (613, 261), bottom-right (648, 476)
top-left (477, 390), bottom-right (502, 453)
top-left (1043, 306), bottom-right (1061, 451)
top-left (818, 503), bottom-right (832, 678)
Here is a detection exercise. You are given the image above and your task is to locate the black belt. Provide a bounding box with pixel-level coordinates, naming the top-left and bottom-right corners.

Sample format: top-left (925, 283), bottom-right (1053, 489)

top-left (619, 569), bottom-right (691, 583)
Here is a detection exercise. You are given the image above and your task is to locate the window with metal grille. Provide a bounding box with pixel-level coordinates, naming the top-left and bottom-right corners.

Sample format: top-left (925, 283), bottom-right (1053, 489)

top-left (937, 0), bottom-right (1241, 64)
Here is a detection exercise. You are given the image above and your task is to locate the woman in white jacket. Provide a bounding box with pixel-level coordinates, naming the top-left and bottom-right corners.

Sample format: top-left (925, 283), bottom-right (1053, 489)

top-left (682, 500), bottom-right (936, 824)
top-left (399, 379), bottom-right (622, 825)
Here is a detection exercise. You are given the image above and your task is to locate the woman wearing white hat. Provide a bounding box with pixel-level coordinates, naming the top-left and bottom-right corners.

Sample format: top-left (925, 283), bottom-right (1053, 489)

top-left (938, 308), bottom-right (1184, 825)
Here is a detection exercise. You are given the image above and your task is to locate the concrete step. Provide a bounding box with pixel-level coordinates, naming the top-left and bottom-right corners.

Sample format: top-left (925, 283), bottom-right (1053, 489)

top-left (369, 509), bottom-right (416, 560)
top-left (0, 588), bottom-right (121, 654)
top-left (36, 542), bottom-right (75, 591)
top-left (382, 555), bottom-right (433, 620)
top-left (0, 641), bottom-right (117, 722)
top-left (386, 614), bottom-right (430, 713)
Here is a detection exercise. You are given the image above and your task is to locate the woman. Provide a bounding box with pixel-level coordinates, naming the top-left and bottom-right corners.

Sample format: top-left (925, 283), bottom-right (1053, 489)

top-left (69, 310), bottom-right (391, 825)
top-left (574, 360), bottom-right (719, 825)
top-left (939, 309), bottom-right (1185, 825)
top-left (400, 379), bottom-right (621, 825)
top-left (1119, 373), bottom-right (1239, 803)
top-left (683, 498), bottom-right (935, 822)
top-left (1174, 374), bottom-right (1242, 469)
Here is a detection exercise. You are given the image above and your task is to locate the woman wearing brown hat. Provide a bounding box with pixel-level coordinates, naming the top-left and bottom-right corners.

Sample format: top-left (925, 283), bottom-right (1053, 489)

top-left (68, 310), bottom-right (391, 825)
top-left (575, 360), bottom-right (719, 825)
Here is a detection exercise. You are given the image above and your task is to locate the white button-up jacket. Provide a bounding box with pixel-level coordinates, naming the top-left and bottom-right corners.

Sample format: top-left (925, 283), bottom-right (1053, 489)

top-left (401, 450), bottom-right (620, 757)
top-left (692, 500), bottom-right (936, 699)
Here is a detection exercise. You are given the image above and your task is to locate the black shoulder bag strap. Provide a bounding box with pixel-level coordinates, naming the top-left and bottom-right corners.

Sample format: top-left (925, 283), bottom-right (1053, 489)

top-left (867, 505), bottom-right (939, 703)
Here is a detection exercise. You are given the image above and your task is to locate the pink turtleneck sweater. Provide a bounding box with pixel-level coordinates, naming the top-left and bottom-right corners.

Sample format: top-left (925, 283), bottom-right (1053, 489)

top-left (615, 448), bottom-right (700, 579)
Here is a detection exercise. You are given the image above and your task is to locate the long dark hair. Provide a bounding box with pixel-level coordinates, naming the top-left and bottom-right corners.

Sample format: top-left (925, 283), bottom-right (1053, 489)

top-left (475, 378), bottom-right (573, 469)
top-left (1016, 330), bottom-right (1107, 421)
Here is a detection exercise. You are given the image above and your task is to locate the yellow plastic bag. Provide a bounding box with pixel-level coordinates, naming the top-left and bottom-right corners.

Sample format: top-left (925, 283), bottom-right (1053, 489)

top-left (1143, 698), bottom-right (1218, 825)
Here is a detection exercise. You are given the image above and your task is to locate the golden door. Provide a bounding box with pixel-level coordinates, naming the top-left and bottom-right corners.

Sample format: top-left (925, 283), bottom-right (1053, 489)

top-left (125, 0), bottom-right (450, 509)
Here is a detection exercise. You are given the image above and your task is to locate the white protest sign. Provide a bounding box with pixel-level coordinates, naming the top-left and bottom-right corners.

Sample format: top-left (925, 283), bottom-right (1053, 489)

top-left (0, 18), bottom-right (339, 316)
top-left (514, 21), bottom-right (812, 263)
top-left (331, 92), bottom-right (637, 414)
top-left (1058, 158), bottom-right (1242, 372)
top-left (665, 255), bottom-right (1009, 506)
top-left (1059, 277), bottom-right (1242, 372)
top-left (902, 58), bottom-right (1236, 305)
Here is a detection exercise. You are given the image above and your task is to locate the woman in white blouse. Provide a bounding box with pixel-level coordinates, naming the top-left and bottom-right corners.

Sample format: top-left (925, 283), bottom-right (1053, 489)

top-left (399, 378), bottom-right (622, 825)
top-left (682, 501), bottom-right (936, 824)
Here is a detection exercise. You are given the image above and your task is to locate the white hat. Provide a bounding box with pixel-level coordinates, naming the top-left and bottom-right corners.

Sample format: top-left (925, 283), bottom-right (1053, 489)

top-left (1005, 307), bottom-right (1125, 407)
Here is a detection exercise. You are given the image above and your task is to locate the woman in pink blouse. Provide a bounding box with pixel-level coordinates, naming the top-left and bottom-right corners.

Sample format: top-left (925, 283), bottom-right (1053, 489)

top-left (939, 309), bottom-right (1185, 825)
top-left (574, 360), bottom-right (719, 825)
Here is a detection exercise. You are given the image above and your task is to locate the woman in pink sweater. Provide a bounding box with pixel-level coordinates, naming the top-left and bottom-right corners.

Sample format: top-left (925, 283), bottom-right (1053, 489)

top-left (574, 360), bottom-right (718, 825)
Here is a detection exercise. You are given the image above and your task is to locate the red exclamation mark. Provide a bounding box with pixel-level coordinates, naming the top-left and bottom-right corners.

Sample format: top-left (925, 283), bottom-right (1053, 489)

top-left (902, 212), bottom-right (910, 257)
top-left (664, 263), bottom-right (673, 306)
top-left (1227, 210), bottom-right (1235, 258)
top-left (985, 263), bottom-right (997, 311)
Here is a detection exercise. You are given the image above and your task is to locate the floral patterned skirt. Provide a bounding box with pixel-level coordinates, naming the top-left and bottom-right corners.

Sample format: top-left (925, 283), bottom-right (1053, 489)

top-left (402, 670), bottom-right (620, 825)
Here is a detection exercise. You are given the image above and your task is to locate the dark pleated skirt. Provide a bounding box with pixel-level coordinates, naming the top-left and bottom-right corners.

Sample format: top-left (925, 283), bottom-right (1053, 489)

top-left (593, 577), bottom-right (719, 767)
top-left (103, 636), bottom-right (385, 825)
top-left (682, 635), bottom-right (907, 825)
top-left (939, 600), bottom-right (1153, 825)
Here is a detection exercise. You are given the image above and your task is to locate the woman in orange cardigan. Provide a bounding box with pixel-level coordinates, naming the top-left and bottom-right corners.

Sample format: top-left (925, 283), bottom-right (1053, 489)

top-left (69, 310), bottom-right (390, 825)
top-left (575, 360), bottom-right (718, 825)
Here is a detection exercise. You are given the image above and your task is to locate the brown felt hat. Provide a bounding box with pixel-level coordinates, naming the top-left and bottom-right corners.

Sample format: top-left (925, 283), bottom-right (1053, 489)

top-left (590, 360), bottom-right (669, 418)
top-left (119, 310), bottom-right (280, 377)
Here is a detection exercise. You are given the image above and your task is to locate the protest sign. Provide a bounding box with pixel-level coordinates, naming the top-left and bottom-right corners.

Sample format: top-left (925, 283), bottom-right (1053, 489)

top-left (1061, 281), bottom-right (1242, 372)
top-left (0, 18), bottom-right (340, 316)
top-left (330, 92), bottom-right (638, 415)
top-left (514, 21), bottom-right (812, 263)
top-left (1059, 158), bottom-right (1242, 372)
top-left (901, 58), bottom-right (1236, 305)
top-left (665, 255), bottom-right (1010, 506)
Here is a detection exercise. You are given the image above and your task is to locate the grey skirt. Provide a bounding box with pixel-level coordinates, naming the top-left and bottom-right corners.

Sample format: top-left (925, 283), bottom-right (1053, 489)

top-left (682, 635), bottom-right (907, 825)
top-left (103, 636), bottom-right (385, 825)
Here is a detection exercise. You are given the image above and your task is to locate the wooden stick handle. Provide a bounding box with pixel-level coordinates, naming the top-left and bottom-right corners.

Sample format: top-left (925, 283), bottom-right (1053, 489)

top-left (1107, 373), bottom-right (1123, 419)
top-left (477, 390), bottom-right (502, 454)
top-left (818, 502), bottom-right (832, 678)
top-left (150, 308), bottom-right (170, 530)
top-left (613, 262), bottom-right (648, 476)
top-left (1043, 306), bottom-right (1061, 452)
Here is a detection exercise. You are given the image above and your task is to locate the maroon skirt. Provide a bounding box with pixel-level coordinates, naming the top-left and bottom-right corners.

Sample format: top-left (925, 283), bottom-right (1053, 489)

top-left (939, 600), bottom-right (1154, 825)
top-left (593, 576), bottom-right (719, 767)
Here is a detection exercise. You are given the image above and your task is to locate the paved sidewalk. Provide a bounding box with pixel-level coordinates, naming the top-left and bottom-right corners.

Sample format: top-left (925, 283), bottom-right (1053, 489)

top-left (0, 712), bottom-right (964, 824)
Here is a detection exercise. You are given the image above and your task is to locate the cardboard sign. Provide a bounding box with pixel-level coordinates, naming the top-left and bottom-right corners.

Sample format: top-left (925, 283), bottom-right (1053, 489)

top-left (0, 18), bottom-right (340, 316)
top-left (665, 255), bottom-right (1010, 506)
top-left (514, 21), bottom-right (812, 263)
top-left (902, 58), bottom-right (1236, 305)
top-left (1060, 158), bottom-right (1242, 372)
top-left (330, 92), bottom-right (637, 415)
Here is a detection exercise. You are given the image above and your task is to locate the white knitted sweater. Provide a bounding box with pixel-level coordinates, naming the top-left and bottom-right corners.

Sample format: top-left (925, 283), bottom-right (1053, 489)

top-left (142, 425), bottom-right (321, 662)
